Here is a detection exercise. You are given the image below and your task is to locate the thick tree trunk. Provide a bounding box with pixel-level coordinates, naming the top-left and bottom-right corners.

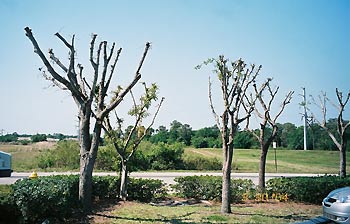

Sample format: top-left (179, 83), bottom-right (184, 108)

top-left (221, 143), bottom-right (233, 214)
top-left (79, 156), bottom-right (94, 212)
top-left (78, 113), bottom-right (101, 213)
top-left (340, 142), bottom-right (346, 178)
top-left (259, 146), bottom-right (268, 190)
top-left (120, 160), bottom-right (128, 201)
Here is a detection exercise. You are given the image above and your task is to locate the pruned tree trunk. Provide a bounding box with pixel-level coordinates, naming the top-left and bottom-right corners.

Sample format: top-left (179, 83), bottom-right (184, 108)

top-left (221, 162), bottom-right (231, 213)
top-left (311, 89), bottom-right (350, 178)
top-left (120, 159), bottom-right (128, 201)
top-left (24, 27), bottom-right (151, 213)
top-left (247, 79), bottom-right (293, 191)
top-left (340, 143), bottom-right (346, 178)
top-left (197, 56), bottom-right (262, 214)
top-left (258, 145), bottom-right (268, 190)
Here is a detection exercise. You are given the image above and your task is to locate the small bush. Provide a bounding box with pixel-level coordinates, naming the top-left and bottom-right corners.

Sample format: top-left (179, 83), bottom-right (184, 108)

top-left (127, 178), bottom-right (167, 202)
top-left (173, 175), bottom-right (255, 203)
top-left (266, 175), bottom-right (350, 204)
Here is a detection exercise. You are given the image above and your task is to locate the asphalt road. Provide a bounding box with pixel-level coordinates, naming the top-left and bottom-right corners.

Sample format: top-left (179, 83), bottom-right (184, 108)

top-left (0, 172), bottom-right (323, 185)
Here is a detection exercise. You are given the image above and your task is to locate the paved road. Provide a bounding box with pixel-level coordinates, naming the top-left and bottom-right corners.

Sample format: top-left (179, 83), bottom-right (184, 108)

top-left (0, 172), bottom-right (323, 185)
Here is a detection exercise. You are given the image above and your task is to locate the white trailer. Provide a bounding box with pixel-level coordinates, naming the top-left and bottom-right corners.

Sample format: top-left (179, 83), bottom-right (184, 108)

top-left (0, 151), bottom-right (12, 177)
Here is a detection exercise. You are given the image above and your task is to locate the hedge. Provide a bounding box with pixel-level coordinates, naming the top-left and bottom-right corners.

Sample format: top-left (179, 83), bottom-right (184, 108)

top-left (266, 175), bottom-right (350, 204)
top-left (8, 175), bottom-right (166, 223)
top-left (172, 175), bottom-right (255, 203)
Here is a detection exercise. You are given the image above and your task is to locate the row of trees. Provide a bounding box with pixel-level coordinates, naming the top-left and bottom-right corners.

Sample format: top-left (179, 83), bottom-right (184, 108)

top-left (144, 119), bottom-right (350, 150)
top-left (0, 132), bottom-right (76, 143)
top-left (3, 119), bottom-right (349, 151)
top-left (25, 27), bottom-right (349, 216)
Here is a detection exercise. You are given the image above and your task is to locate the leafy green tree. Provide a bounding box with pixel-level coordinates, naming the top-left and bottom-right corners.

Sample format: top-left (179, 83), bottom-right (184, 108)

top-left (275, 123), bottom-right (298, 148)
top-left (234, 131), bottom-right (257, 149)
top-left (192, 125), bottom-right (222, 148)
top-left (31, 134), bottom-right (47, 142)
top-left (168, 120), bottom-right (193, 145)
top-left (149, 126), bottom-right (169, 143)
top-left (143, 142), bottom-right (184, 170)
top-left (0, 132), bottom-right (18, 142)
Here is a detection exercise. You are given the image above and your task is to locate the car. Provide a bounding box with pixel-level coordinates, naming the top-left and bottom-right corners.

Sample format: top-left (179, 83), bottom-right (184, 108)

top-left (323, 187), bottom-right (350, 224)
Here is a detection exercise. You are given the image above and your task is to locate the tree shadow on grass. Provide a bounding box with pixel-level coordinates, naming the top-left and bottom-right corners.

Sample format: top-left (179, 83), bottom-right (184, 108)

top-left (94, 212), bottom-right (199, 224)
top-left (232, 211), bottom-right (310, 222)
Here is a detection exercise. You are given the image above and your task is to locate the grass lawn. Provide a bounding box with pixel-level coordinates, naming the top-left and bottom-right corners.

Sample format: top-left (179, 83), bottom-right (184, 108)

top-left (89, 200), bottom-right (322, 223)
top-left (185, 147), bottom-right (349, 174)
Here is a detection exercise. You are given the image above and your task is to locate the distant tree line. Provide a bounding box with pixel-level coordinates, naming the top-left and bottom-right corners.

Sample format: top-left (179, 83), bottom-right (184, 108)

top-left (1, 118), bottom-right (349, 150)
top-left (145, 119), bottom-right (349, 150)
top-left (0, 132), bottom-right (77, 143)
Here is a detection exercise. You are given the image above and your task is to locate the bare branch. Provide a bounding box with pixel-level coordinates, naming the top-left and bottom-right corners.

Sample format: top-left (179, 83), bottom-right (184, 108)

top-left (48, 49), bottom-right (68, 72)
top-left (99, 42), bottom-right (151, 119)
top-left (77, 64), bottom-right (87, 97)
top-left (105, 48), bottom-right (122, 92)
top-left (272, 90), bottom-right (294, 124)
top-left (89, 34), bottom-right (98, 69)
top-left (55, 32), bottom-right (73, 49)
top-left (209, 76), bottom-right (221, 130)
top-left (24, 27), bottom-right (70, 89)
top-left (24, 27), bottom-right (85, 105)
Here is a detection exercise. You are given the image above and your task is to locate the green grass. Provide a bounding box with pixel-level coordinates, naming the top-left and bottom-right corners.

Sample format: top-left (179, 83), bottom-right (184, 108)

top-left (97, 201), bottom-right (321, 223)
top-left (185, 147), bottom-right (350, 174)
top-left (1, 142), bottom-right (349, 174)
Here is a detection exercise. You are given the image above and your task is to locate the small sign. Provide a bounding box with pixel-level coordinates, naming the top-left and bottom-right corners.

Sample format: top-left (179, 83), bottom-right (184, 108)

top-left (273, 142), bottom-right (277, 149)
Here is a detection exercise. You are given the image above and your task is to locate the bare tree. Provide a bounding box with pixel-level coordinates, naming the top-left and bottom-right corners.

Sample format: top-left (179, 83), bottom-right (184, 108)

top-left (196, 56), bottom-right (262, 214)
top-left (310, 88), bottom-right (350, 178)
top-left (24, 27), bottom-right (151, 212)
top-left (246, 79), bottom-right (294, 190)
top-left (103, 83), bottom-right (164, 200)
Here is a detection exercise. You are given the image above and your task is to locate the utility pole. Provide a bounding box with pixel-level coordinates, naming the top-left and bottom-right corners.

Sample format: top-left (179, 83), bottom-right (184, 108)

top-left (302, 87), bottom-right (307, 150)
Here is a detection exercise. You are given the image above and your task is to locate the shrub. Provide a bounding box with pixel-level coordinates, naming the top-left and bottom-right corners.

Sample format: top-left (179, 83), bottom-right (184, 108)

top-left (11, 175), bottom-right (166, 222)
top-left (95, 145), bottom-right (119, 171)
top-left (12, 175), bottom-right (80, 223)
top-left (92, 175), bottom-right (120, 199)
top-left (182, 154), bottom-right (222, 170)
top-left (143, 142), bottom-right (185, 170)
top-left (173, 175), bottom-right (255, 203)
top-left (31, 133), bottom-right (47, 142)
top-left (266, 175), bottom-right (350, 204)
top-left (127, 178), bottom-right (167, 202)
top-left (37, 140), bottom-right (80, 170)
top-left (0, 185), bottom-right (20, 223)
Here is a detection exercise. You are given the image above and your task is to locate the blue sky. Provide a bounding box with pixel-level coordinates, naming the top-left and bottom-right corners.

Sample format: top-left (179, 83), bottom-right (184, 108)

top-left (0, 0), bottom-right (349, 135)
